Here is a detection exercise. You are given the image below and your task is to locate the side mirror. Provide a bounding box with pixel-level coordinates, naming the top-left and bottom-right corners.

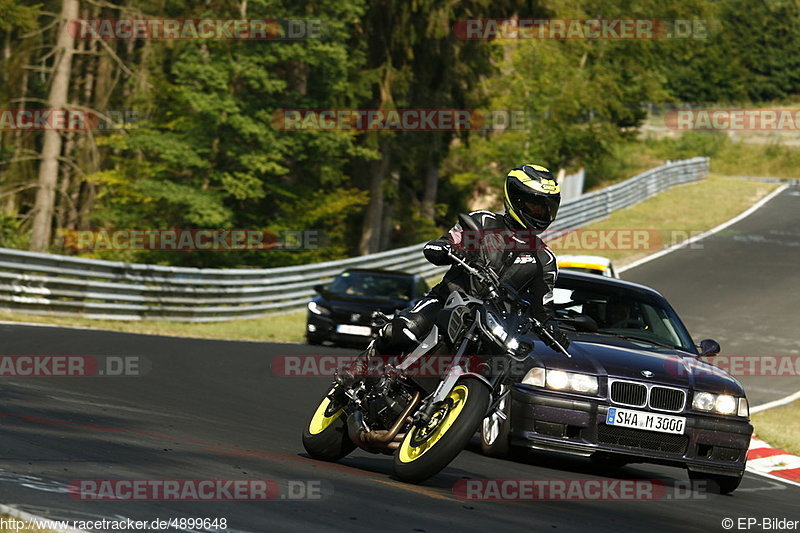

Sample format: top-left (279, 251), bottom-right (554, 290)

top-left (457, 213), bottom-right (485, 264)
top-left (457, 213), bottom-right (480, 231)
top-left (697, 339), bottom-right (721, 357)
top-left (313, 284), bottom-right (327, 294)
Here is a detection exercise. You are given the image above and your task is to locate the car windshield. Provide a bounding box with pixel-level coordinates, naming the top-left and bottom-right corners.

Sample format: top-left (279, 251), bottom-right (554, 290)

top-left (549, 282), bottom-right (695, 352)
top-left (560, 266), bottom-right (605, 276)
top-left (327, 271), bottom-right (413, 301)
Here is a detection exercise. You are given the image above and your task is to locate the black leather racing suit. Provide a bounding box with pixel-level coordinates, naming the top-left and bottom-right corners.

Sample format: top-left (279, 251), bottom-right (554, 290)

top-left (375, 210), bottom-right (564, 354)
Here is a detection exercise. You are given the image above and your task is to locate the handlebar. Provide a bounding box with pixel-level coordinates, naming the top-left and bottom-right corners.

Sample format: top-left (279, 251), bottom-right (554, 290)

top-left (446, 249), bottom-right (571, 358)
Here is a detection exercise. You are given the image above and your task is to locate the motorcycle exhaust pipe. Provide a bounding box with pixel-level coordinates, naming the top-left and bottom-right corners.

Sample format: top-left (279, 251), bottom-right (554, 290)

top-left (347, 392), bottom-right (421, 448)
top-left (385, 432), bottom-right (406, 451)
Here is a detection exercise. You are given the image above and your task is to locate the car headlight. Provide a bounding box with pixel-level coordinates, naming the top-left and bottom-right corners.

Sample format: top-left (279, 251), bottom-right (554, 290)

top-left (484, 312), bottom-right (508, 343)
top-left (570, 373), bottom-right (599, 394)
top-left (546, 370), bottom-right (569, 390)
top-left (738, 398), bottom-right (749, 417)
top-left (692, 392), bottom-right (715, 411)
top-left (715, 394), bottom-right (737, 415)
top-left (522, 367), bottom-right (545, 387)
top-left (308, 301), bottom-right (331, 316)
top-left (692, 391), bottom-right (747, 416)
top-left (522, 367), bottom-right (598, 395)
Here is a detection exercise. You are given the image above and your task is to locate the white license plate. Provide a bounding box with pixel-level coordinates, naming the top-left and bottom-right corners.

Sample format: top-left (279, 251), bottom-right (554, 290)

top-left (336, 324), bottom-right (372, 336)
top-left (606, 407), bottom-right (686, 435)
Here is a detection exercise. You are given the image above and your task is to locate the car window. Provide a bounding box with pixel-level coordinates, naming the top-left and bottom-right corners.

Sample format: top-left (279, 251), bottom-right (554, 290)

top-left (550, 286), bottom-right (694, 351)
top-left (328, 272), bottom-right (413, 300)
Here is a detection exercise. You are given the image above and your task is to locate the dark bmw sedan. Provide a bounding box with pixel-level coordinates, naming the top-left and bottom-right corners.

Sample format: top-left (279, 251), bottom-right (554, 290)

top-left (480, 271), bottom-right (753, 494)
top-left (306, 268), bottom-right (429, 346)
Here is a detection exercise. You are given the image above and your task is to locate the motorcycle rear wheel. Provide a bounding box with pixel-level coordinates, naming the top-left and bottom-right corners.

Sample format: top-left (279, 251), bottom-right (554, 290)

top-left (302, 386), bottom-right (356, 461)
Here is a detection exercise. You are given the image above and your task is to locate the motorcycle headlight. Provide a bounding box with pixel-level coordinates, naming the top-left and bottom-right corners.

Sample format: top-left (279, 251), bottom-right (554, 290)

top-left (484, 312), bottom-right (508, 343)
top-left (523, 368), bottom-right (597, 395)
top-left (308, 301), bottom-right (331, 316)
top-left (692, 391), bottom-right (746, 416)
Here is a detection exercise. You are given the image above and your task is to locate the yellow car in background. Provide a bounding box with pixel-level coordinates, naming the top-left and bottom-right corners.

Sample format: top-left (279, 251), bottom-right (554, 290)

top-left (557, 255), bottom-right (619, 278)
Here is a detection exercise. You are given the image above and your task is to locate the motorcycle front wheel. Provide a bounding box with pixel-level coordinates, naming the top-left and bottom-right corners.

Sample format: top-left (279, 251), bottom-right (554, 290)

top-left (393, 377), bottom-right (490, 483)
top-left (302, 386), bottom-right (356, 461)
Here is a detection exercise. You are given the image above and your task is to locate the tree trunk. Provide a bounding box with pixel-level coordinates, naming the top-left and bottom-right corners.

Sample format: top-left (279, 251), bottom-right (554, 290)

top-left (358, 143), bottom-right (390, 255)
top-left (29, 0), bottom-right (79, 251)
top-left (379, 168), bottom-right (400, 250)
top-left (421, 137), bottom-right (441, 221)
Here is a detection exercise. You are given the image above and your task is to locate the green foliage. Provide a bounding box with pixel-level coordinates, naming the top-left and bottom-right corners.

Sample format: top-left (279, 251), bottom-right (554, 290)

top-left (4, 0), bottom-right (799, 269)
top-left (0, 213), bottom-right (26, 249)
top-left (0, 0), bottom-right (39, 32)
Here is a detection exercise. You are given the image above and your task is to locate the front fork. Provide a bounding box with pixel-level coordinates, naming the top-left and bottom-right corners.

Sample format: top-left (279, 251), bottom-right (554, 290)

top-left (413, 320), bottom-right (502, 427)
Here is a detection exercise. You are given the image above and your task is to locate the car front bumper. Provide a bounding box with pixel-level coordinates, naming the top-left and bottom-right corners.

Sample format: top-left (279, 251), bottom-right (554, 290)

top-left (306, 313), bottom-right (377, 345)
top-left (509, 385), bottom-right (753, 476)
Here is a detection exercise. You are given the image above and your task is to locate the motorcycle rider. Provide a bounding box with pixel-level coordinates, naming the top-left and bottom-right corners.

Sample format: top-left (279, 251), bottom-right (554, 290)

top-left (375, 163), bottom-right (570, 355)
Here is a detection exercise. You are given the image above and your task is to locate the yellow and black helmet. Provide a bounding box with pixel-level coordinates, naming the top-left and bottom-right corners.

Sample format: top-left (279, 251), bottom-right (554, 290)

top-left (504, 164), bottom-right (561, 230)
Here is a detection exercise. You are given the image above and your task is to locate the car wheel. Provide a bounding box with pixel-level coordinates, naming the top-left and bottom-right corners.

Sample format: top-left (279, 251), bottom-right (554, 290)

top-left (480, 386), bottom-right (511, 458)
top-left (687, 470), bottom-right (743, 495)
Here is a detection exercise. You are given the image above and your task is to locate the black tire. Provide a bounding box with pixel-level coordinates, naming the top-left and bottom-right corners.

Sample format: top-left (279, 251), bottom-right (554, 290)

top-left (302, 387), bottom-right (356, 461)
top-left (393, 378), bottom-right (490, 483)
top-left (480, 386), bottom-right (511, 458)
top-left (687, 469), bottom-right (743, 495)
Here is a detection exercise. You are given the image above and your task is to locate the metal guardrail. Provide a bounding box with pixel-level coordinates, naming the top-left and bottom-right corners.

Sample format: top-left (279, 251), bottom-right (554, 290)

top-left (0, 157), bottom-right (708, 321)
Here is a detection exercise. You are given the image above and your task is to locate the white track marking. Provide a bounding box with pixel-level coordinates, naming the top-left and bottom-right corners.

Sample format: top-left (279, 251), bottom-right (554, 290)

top-left (750, 389), bottom-right (800, 414)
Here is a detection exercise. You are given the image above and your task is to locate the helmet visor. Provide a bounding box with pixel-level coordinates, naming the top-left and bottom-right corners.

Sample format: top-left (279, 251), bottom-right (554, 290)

top-left (514, 193), bottom-right (560, 229)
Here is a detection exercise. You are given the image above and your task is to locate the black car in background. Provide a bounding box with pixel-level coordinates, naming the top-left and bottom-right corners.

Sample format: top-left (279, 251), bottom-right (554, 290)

top-left (306, 269), bottom-right (429, 346)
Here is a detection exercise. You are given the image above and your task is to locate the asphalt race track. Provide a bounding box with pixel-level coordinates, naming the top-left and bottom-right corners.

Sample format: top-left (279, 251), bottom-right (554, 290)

top-left (623, 185), bottom-right (800, 406)
top-left (0, 186), bottom-right (798, 532)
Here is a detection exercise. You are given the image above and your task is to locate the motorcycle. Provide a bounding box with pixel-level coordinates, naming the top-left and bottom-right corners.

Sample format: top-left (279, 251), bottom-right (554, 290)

top-left (302, 214), bottom-right (570, 483)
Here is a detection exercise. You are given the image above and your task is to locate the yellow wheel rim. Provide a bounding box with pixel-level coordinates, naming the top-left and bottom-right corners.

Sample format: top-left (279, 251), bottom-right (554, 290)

top-left (308, 389), bottom-right (343, 435)
top-left (397, 384), bottom-right (469, 463)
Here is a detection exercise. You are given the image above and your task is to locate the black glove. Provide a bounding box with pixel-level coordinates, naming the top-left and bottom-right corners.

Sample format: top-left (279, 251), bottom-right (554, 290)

top-left (541, 320), bottom-right (570, 351)
top-left (450, 242), bottom-right (472, 263)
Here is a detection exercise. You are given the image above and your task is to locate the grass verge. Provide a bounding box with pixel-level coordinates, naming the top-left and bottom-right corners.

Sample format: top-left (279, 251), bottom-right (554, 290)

top-left (0, 310), bottom-right (306, 344)
top-left (751, 400), bottom-right (800, 456)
